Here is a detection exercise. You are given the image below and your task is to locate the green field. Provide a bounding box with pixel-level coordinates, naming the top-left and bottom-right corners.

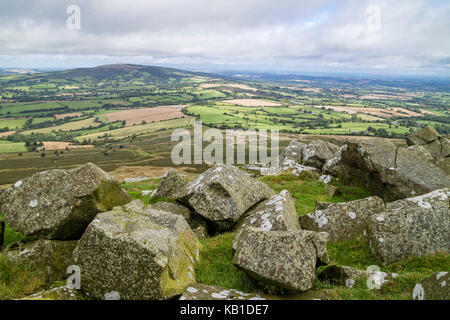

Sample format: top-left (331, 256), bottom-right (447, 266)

top-left (0, 141), bottom-right (27, 153)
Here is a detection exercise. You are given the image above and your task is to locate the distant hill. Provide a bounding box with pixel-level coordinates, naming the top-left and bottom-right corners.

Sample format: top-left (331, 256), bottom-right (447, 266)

top-left (2, 64), bottom-right (211, 85)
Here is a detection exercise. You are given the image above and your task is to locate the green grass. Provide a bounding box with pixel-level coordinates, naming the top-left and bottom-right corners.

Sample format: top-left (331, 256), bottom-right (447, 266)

top-left (0, 142), bottom-right (27, 153)
top-left (0, 254), bottom-right (46, 300)
top-left (0, 170), bottom-right (448, 300)
top-left (261, 172), bottom-right (371, 215)
top-left (196, 232), bottom-right (260, 293)
top-left (1, 213), bottom-right (31, 248)
top-left (0, 118), bottom-right (28, 129)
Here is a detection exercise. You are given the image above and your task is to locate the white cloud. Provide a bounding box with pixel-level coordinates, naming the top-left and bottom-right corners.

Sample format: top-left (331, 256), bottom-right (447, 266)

top-left (0, 0), bottom-right (449, 75)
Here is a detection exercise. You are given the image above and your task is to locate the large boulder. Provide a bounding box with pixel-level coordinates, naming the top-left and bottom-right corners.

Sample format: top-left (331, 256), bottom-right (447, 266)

top-left (4, 239), bottom-right (77, 284)
top-left (406, 126), bottom-right (440, 146)
top-left (281, 140), bottom-right (305, 164)
top-left (179, 284), bottom-right (265, 300)
top-left (0, 163), bottom-right (131, 240)
top-left (152, 202), bottom-right (208, 237)
top-left (407, 127), bottom-right (449, 160)
top-left (301, 140), bottom-right (339, 170)
top-left (300, 196), bottom-right (385, 242)
top-left (245, 140), bottom-right (336, 176)
top-left (175, 165), bottom-right (275, 232)
top-left (233, 228), bottom-right (329, 292)
top-left (366, 189), bottom-right (450, 265)
top-left (233, 190), bottom-right (301, 249)
top-left (322, 139), bottom-right (450, 201)
top-left (72, 200), bottom-right (201, 300)
top-left (413, 272), bottom-right (449, 300)
top-left (151, 169), bottom-right (190, 199)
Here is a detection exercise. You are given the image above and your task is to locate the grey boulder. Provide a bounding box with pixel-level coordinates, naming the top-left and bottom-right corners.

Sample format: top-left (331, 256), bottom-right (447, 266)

top-left (72, 200), bottom-right (201, 300)
top-left (152, 201), bottom-right (208, 237)
top-left (233, 227), bottom-right (329, 292)
top-left (176, 165), bottom-right (275, 231)
top-left (0, 163), bottom-right (131, 240)
top-left (366, 189), bottom-right (450, 265)
top-left (233, 190), bottom-right (301, 249)
top-left (300, 196), bottom-right (385, 242)
top-left (322, 139), bottom-right (450, 201)
top-left (151, 169), bottom-right (190, 199)
top-left (407, 127), bottom-right (449, 160)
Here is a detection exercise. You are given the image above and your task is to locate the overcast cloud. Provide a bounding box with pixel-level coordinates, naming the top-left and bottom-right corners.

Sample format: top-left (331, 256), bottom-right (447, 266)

top-left (0, 0), bottom-right (449, 76)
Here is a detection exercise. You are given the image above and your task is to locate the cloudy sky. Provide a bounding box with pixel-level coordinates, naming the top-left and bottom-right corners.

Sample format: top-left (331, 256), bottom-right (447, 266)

top-left (1, 0), bottom-right (449, 76)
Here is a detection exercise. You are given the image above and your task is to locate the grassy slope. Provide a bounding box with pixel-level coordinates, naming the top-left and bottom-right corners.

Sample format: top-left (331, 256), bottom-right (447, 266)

top-left (1, 173), bottom-right (448, 300)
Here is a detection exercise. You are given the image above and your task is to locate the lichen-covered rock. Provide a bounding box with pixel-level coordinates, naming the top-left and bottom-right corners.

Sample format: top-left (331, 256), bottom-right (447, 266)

top-left (322, 145), bottom-right (349, 177)
top-left (406, 126), bottom-right (441, 146)
top-left (413, 272), bottom-right (449, 300)
top-left (406, 127), bottom-right (449, 160)
top-left (367, 189), bottom-right (450, 265)
top-left (233, 190), bottom-right (301, 249)
top-left (151, 169), bottom-right (190, 199)
top-left (175, 165), bottom-right (275, 231)
top-left (233, 228), bottom-right (329, 292)
top-left (322, 139), bottom-right (450, 201)
top-left (300, 196), bottom-right (385, 242)
top-left (179, 284), bottom-right (265, 300)
top-left (281, 140), bottom-right (305, 164)
top-left (245, 140), bottom-right (332, 176)
top-left (20, 286), bottom-right (80, 300)
top-left (318, 265), bottom-right (397, 289)
top-left (72, 200), bottom-right (201, 300)
top-left (0, 163), bottom-right (131, 240)
top-left (318, 265), bottom-right (365, 288)
top-left (301, 140), bottom-right (339, 170)
top-left (5, 239), bottom-right (77, 284)
top-left (152, 202), bottom-right (208, 238)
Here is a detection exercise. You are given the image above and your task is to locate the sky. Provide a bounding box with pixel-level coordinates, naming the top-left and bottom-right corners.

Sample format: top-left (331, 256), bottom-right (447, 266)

top-left (0, 0), bottom-right (450, 76)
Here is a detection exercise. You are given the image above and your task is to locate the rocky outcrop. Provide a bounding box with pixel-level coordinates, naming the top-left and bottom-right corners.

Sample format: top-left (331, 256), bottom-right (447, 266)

top-left (322, 139), bottom-right (450, 201)
top-left (233, 190), bottom-right (301, 249)
top-left (233, 228), bottom-right (329, 292)
top-left (301, 140), bottom-right (339, 170)
top-left (151, 169), bottom-right (190, 199)
top-left (4, 239), bottom-right (77, 284)
top-left (179, 284), bottom-right (265, 300)
top-left (175, 165), bottom-right (275, 232)
top-left (73, 200), bottom-right (201, 300)
top-left (152, 202), bottom-right (208, 237)
top-left (407, 127), bottom-right (449, 160)
top-left (244, 139), bottom-right (337, 176)
top-left (413, 272), bottom-right (449, 300)
top-left (300, 196), bottom-right (385, 242)
top-left (366, 189), bottom-right (450, 265)
top-left (0, 163), bottom-right (131, 240)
